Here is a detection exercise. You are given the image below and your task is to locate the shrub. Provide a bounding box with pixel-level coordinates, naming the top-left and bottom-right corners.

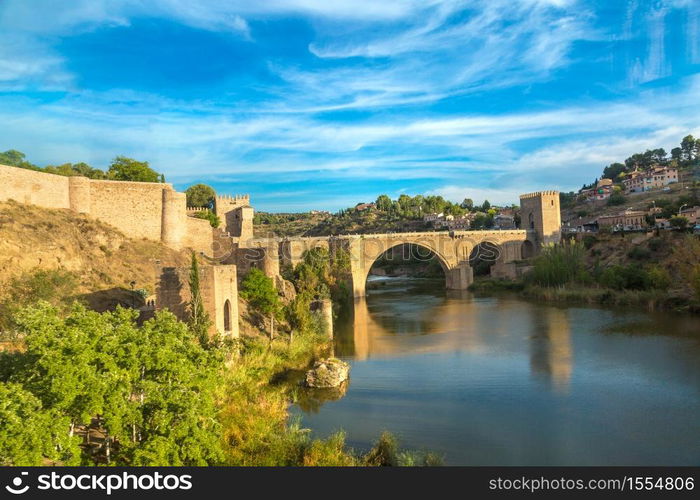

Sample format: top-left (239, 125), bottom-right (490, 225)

top-left (607, 192), bottom-right (626, 206)
top-left (0, 269), bottom-right (78, 332)
top-left (363, 432), bottom-right (399, 466)
top-left (597, 264), bottom-right (669, 291)
top-left (582, 235), bottom-right (597, 249)
top-left (670, 215), bottom-right (689, 230)
top-left (648, 237), bottom-right (664, 252)
top-left (193, 210), bottom-right (221, 228)
top-left (627, 246), bottom-right (651, 260)
top-left (526, 241), bottom-right (589, 287)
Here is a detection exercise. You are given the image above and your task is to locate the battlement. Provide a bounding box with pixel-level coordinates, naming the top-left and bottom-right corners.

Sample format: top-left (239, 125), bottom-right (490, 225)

top-left (186, 206), bottom-right (209, 213)
top-left (215, 194), bottom-right (250, 206)
top-left (520, 190), bottom-right (559, 199)
top-left (214, 193), bottom-right (253, 240)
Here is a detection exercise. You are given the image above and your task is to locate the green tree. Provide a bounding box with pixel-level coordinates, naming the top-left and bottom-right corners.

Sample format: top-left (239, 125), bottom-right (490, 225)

top-left (375, 194), bottom-right (392, 212)
top-left (240, 268), bottom-right (281, 339)
top-left (0, 382), bottom-right (78, 465)
top-left (107, 156), bottom-right (162, 183)
top-left (188, 253), bottom-right (213, 345)
top-left (6, 303), bottom-right (224, 466)
top-left (680, 135), bottom-right (697, 162)
top-left (527, 241), bottom-right (589, 287)
top-left (607, 191), bottom-right (626, 206)
top-left (186, 184), bottom-right (216, 208)
top-left (44, 162), bottom-right (107, 179)
top-left (602, 162), bottom-right (626, 182)
top-left (670, 215), bottom-right (689, 230)
top-left (461, 198), bottom-right (474, 210)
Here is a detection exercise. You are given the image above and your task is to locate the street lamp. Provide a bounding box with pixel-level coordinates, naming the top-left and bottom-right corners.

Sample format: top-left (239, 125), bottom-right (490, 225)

top-left (679, 204), bottom-right (688, 215)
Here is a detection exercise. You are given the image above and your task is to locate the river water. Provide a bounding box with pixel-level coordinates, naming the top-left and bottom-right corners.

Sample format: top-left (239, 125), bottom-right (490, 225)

top-left (290, 277), bottom-right (700, 465)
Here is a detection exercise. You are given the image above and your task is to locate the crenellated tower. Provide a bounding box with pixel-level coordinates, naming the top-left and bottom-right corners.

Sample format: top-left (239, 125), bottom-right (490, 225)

top-left (519, 190), bottom-right (561, 247)
top-left (214, 194), bottom-right (253, 241)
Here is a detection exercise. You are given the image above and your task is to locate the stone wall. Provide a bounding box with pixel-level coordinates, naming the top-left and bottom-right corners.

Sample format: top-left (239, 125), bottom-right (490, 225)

top-left (183, 216), bottom-right (215, 255)
top-left (0, 163), bottom-right (210, 251)
top-left (89, 178), bottom-right (175, 241)
top-left (0, 164), bottom-right (70, 208)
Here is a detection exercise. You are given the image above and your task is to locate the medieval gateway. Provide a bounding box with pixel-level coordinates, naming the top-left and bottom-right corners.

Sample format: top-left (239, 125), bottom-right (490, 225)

top-left (0, 164), bottom-right (561, 338)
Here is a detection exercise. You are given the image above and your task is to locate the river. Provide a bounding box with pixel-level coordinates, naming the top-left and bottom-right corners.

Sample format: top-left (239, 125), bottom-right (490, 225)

top-left (290, 277), bottom-right (700, 465)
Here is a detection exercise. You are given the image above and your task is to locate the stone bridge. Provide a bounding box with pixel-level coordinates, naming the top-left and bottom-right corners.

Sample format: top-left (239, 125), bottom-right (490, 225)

top-left (337, 229), bottom-right (532, 297)
top-left (228, 191), bottom-right (561, 298)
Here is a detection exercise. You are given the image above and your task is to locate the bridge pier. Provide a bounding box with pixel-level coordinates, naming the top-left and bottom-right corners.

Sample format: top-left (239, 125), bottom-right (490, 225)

top-left (490, 241), bottom-right (524, 280)
top-left (447, 263), bottom-right (473, 290)
top-left (352, 267), bottom-right (367, 298)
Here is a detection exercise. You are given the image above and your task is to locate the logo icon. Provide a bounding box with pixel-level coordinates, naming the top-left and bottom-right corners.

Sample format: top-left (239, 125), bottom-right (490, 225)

top-left (5, 472), bottom-right (29, 495)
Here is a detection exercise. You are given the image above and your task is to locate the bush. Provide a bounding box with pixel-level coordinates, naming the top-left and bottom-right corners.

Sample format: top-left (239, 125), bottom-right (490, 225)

top-left (607, 192), bottom-right (626, 206)
top-left (526, 241), bottom-right (589, 287)
top-left (597, 264), bottom-right (669, 291)
top-left (2, 304), bottom-right (225, 466)
top-left (627, 246), bottom-right (651, 260)
top-left (193, 210), bottom-right (221, 228)
top-left (582, 235), bottom-right (597, 249)
top-left (0, 269), bottom-right (78, 332)
top-left (648, 237), bottom-right (664, 252)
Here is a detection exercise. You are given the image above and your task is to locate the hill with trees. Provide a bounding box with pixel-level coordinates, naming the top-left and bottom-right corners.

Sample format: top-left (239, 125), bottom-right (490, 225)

top-left (255, 195), bottom-right (508, 237)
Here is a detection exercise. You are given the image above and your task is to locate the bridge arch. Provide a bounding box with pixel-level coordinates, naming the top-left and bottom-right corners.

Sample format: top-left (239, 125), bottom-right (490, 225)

top-left (347, 233), bottom-right (474, 297)
top-left (365, 242), bottom-right (451, 288)
top-left (521, 240), bottom-right (535, 259)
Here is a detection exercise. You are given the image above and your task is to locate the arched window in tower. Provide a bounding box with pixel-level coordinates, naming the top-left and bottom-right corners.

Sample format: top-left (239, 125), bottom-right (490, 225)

top-left (528, 213), bottom-right (535, 229)
top-left (224, 299), bottom-right (232, 333)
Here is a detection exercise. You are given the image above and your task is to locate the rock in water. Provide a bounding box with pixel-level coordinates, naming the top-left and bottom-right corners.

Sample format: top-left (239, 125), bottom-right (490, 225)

top-left (305, 358), bottom-right (350, 388)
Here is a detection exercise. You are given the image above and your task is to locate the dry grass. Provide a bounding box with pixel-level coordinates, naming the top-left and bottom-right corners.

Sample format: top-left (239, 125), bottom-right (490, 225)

top-left (0, 200), bottom-right (190, 296)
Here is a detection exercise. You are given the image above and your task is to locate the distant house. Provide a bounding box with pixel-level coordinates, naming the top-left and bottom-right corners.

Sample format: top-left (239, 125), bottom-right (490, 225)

top-left (355, 202), bottom-right (375, 212)
top-left (622, 166), bottom-right (678, 194)
top-left (655, 218), bottom-right (671, 230)
top-left (493, 214), bottom-right (515, 229)
top-left (679, 206), bottom-right (700, 225)
top-left (432, 214), bottom-right (470, 230)
top-left (581, 178), bottom-right (614, 201)
top-left (423, 212), bottom-right (444, 222)
top-left (597, 209), bottom-right (648, 231)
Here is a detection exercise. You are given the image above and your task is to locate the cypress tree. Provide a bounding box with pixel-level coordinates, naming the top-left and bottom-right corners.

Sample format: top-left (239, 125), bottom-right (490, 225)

top-left (188, 252), bottom-right (212, 345)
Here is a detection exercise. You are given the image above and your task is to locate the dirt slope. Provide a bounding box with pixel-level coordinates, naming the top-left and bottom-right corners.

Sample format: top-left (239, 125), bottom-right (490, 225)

top-left (0, 200), bottom-right (191, 298)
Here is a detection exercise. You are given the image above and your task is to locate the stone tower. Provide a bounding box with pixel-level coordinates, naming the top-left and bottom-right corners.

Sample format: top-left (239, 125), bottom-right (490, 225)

top-left (519, 191), bottom-right (561, 246)
top-left (156, 264), bottom-right (239, 338)
top-left (214, 194), bottom-right (253, 242)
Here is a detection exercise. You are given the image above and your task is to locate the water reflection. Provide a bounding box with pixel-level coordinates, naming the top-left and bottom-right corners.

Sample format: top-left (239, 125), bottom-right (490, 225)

top-left (292, 278), bottom-right (700, 465)
top-left (344, 282), bottom-right (573, 391)
top-left (528, 308), bottom-right (573, 392)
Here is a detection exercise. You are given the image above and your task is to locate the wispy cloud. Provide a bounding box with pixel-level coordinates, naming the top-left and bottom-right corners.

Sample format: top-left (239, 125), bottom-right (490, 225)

top-left (0, 1), bottom-right (698, 210)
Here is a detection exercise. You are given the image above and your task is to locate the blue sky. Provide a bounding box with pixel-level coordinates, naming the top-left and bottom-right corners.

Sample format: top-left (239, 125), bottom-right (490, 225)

top-left (0, 0), bottom-right (699, 211)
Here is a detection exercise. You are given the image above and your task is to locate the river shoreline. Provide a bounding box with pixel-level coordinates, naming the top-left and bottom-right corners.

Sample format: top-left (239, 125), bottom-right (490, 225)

top-left (469, 277), bottom-right (700, 314)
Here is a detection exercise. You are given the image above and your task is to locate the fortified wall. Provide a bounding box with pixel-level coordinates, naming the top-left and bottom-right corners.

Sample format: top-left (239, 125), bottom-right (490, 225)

top-left (0, 163), bottom-right (215, 253)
